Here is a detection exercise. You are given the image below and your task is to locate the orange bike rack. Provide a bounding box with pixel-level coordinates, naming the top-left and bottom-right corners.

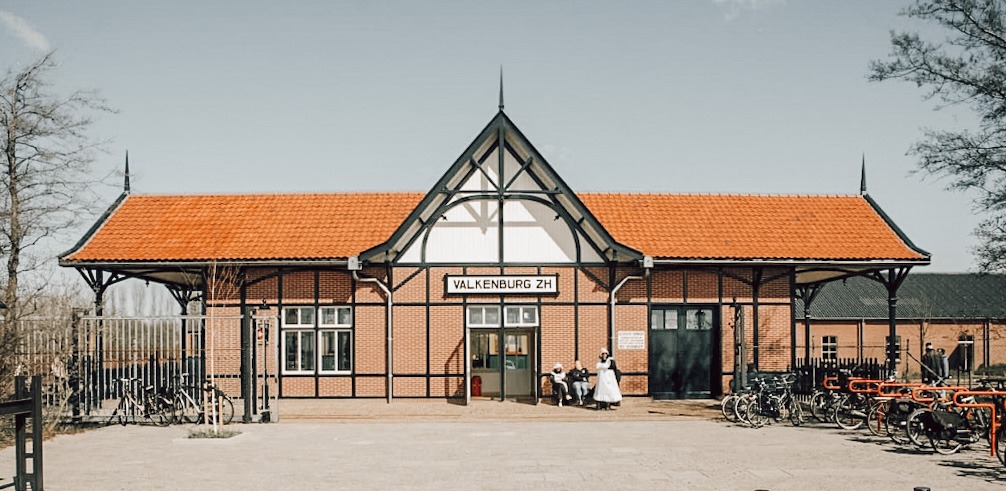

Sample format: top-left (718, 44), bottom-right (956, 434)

top-left (822, 377), bottom-right (840, 391)
top-left (952, 390), bottom-right (1002, 458)
top-left (877, 382), bottom-right (924, 398)
top-left (849, 379), bottom-right (884, 394)
top-left (910, 386), bottom-right (968, 404)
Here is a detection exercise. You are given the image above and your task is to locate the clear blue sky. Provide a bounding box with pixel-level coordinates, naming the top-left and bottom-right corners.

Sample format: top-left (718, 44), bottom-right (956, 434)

top-left (1, 1), bottom-right (980, 272)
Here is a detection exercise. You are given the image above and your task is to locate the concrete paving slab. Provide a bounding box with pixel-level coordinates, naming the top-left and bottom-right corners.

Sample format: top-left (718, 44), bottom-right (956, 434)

top-left (1, 399), bottom-right (1004, 489)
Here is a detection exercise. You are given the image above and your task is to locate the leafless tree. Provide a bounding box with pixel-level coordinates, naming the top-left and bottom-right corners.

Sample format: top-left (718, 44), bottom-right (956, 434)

top-left (0, 52), bottom-right (113, 394)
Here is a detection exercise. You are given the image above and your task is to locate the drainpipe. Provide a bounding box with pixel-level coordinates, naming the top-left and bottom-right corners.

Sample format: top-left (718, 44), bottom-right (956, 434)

top-left (350, 257), bottom-right (393, 404)
top-left (608, 257), bottom-right (651, 352)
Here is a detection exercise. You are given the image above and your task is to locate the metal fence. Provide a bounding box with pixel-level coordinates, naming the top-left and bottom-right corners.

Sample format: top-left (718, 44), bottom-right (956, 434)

top-left (13, 314), bottom-right (262, 423)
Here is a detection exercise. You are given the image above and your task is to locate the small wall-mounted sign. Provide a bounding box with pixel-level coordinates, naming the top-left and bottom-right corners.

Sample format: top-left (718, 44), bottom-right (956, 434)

top-left (445, 275), bottom-right (559, 295)
top-left (618, 331), bottom-right (646, 350)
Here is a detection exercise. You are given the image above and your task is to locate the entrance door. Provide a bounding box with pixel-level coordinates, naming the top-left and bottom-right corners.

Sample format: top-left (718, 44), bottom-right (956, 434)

top-left (649, 306), bottom-right (714, 399)
top-left (470, 329), bottom-right (536, 400)
top-left (468, 305), bottom-right (538, 401)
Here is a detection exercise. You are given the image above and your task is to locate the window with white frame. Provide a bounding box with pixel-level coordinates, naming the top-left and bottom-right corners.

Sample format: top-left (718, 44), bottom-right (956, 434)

top-left (284, 330), bottom-right (316, 373)
top-left (467, 305), bottom-right (539, 328)
top-left (320, 330), bottom-right (352, 372)
top-left (822, 335), bottom-right (838, 361)
top-left (319, 306), bottom-right (352, 373)
top-left (281, 306), bottom-right (354, 374)
top-left (467, 305), bottom-right (500, 327)
top-left (505, 306), bottom-right (538, 327)
top-left (283, 306), bottom-right (315, 327)
top-left (320, 306), bottom-right (352, 327)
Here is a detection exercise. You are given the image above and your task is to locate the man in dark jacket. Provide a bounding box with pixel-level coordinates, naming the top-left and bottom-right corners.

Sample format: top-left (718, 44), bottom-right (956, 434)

top-left (922, 343), bottom-right (942, 384)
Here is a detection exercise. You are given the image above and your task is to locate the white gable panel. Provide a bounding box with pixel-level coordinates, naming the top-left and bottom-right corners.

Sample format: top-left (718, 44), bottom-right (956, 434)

top-left (577, 230), bottom-right (604, 262)
top-left (503, 150), bottom-right (540, 190)
top-left (424, 224), bottom-right (500, 262)
top-left (501, 200), bottom-right (578, 263)
top-left (459, 149), bottom-right (501, 193)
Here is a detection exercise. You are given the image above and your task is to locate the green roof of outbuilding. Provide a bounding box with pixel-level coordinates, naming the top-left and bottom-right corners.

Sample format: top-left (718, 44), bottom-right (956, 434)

top-left (797, 273), bottom-right (1006, 320)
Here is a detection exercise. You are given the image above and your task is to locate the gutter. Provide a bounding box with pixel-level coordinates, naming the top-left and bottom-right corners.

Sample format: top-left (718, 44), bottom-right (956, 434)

top-left (608, 257), bottom-right (651, 352)
top-left (350, 258), bottom-right (393, 404)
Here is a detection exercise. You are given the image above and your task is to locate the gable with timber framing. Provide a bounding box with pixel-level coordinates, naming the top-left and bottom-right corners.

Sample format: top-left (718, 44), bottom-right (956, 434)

top-left (361, 110), bottom-right (640, 266)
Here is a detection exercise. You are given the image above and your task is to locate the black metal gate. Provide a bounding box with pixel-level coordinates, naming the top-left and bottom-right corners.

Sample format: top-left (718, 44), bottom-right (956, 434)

top-left (649, 306), bottom-right (715, 399)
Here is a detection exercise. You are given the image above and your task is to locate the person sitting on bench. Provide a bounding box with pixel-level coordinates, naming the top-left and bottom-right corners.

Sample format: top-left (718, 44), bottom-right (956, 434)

top-left (550, 363), bottom-right (571, 406)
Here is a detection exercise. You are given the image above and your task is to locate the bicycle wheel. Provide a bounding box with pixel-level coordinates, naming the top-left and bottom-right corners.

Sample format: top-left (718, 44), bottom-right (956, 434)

top-left (110, 397), bottom-right (129, 426)
top-left (833, 395), bottom-right (865, 431)
top-left (148, 394), bottom-right (175, 427)
top-left (809, 392), bottom-right (829, 423)
top-left (721, 394), bottom-right (740, 423)
top-left (885, 407), bottom-right (911, 445)
top-left (176, 388), bottom-right (201, 424)
top-left (787, 397), bottom-right (804, 426)
top-left (734, 395), bottom-right (754, 425)
top-left (217, 393), bottom-right (235, 425)
top-left (929, 433), bottom-right (963, 455)
top-left (866, 400), bottom-right (888, 437)
top-left (905, 408), bottom-right (931, 448)
top-left (746, 400), bottom-right (769, 428)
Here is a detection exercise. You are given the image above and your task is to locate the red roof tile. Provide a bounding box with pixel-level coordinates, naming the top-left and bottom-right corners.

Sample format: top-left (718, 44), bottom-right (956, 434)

top-left (579, 193), bottom-right (926, 261)
top-left (64, 193), bottom-right (424, 262)
top-left (62, 192), bottom-right (926, 263)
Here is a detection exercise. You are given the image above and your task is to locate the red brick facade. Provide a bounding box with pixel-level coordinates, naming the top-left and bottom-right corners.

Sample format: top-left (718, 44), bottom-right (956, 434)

top-left (206, 265), bottom-right (793, 400)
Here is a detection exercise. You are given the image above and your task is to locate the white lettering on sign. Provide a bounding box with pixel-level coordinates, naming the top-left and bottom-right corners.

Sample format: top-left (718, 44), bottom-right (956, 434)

top-left (618, 331), bottom-right (646, 350)
top-left (445, 275), bottom-right (559, 295)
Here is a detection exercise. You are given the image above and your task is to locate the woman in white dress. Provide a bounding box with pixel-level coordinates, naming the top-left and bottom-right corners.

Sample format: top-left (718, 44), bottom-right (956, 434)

top-left (593, 347), bottom-right (621, 410)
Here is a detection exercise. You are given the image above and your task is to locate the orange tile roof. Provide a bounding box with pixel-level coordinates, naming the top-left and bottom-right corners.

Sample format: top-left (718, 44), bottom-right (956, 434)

top-left (63, 193), bottom-right (424, 262)
top-left (579, 193), bottom-right (926, 261)
top-left (62, 192), bottom-right (926, 263)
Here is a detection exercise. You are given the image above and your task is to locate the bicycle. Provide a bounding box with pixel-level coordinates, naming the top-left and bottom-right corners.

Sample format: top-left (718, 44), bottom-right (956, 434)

top-left (742, 373), bottom-right (803, 428)
top-left (170, 373), bottom-right (235, 425)
top-left (108, 378), bottom-right (176, 427)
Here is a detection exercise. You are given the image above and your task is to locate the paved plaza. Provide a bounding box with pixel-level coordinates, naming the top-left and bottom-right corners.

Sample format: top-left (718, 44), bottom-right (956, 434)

top-left (2, 398), bottom-right (1005, 490)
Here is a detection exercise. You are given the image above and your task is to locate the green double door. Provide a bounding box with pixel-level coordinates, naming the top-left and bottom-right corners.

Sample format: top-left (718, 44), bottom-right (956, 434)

top-left (649, 306), bottom-right (715, 399)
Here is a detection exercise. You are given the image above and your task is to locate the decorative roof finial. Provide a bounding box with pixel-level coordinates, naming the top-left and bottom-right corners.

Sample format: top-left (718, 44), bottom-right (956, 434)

top-left (860, 153), bottom-right (867, 196)
top-left (124, 150), bottom-right (131, 194)
top-left (498, 66), bottom-right (504, 112)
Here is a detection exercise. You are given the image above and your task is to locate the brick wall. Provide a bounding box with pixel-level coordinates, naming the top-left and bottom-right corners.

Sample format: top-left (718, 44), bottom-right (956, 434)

top-left (204, 264), bottom-right (804, 400)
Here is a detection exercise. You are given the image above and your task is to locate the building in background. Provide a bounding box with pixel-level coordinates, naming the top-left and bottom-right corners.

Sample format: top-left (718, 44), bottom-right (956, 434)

top-left (797, 273), bottom-right (1006, 381)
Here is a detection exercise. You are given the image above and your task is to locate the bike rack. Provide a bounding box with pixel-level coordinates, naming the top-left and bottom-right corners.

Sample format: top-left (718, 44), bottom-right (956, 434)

top-left (952, 390), bottom-right (1002, 458)
top-left (822, 377), bottom-right (840, 391)
top-left (848, 379), bottom-right (884, 393)
top-left (877, 382), bottom-right (924, 398)
top-left (909, 386), bottom-right (968, 404)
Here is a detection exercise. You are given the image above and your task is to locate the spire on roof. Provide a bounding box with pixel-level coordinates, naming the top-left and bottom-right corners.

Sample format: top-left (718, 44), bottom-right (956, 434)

top-left (498, 66), bottom-right (504, 112)
top-left (860, 153), bottom-right (867, 196)
top-left (124, 151), bottom-right (131, 194)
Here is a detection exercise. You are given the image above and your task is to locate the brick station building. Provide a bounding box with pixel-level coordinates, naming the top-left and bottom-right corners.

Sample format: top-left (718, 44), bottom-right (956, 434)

top-left (59, 101), bottom-right (930, 406)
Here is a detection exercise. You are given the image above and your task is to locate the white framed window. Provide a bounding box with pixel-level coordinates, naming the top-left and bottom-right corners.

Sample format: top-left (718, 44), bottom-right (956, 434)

top-left (822, 335), bottom-right (838, 361)
top-left (283, 306), bottom-right (315, 327)
top-left (320, 330), bottom-right (352, 373)
top-left (320, 306), bottom-right (352, 327)
top-left (504, 306), bottom-right (538, 327)
top-left (467, 305), bottom-right (500, 327)
top-left (283, 330), bottom-right (316, 373)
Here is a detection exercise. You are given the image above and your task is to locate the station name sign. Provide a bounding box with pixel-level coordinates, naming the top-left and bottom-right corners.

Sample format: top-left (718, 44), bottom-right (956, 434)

top-left (445, 275), bottom-right (559, 295)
